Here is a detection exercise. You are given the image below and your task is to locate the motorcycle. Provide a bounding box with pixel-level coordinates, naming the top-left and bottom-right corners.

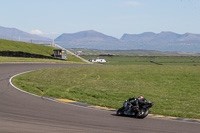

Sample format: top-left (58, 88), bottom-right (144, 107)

top-left (116, 99), bottom-right (153, 119)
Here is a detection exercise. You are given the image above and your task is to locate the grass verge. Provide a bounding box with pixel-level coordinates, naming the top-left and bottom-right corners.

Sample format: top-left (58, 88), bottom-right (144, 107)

top-left (0, 55), bottom-right (85, 64)
top-left (0, 56), bottom-right (82, 64)
top-left (13, 65), bottom-right (200, 119)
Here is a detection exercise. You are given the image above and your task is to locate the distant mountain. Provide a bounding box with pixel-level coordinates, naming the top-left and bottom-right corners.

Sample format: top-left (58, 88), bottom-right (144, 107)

top-left (55, 30), bottom-right (122, 50)
top-left (121, 32), bottom-right (200, 53)
top-left (55, 30), bottom-right (200, 52)
top-left (121, 32), bottom-right (157, 42)
top-left (0, 26), bottom-right (51, 44)
top-left (121, 31), bottom-right (200, 43)
top-left (56, 30), bottom-right (119, 42)
top-left (178, 33), bottom-right (200, 43)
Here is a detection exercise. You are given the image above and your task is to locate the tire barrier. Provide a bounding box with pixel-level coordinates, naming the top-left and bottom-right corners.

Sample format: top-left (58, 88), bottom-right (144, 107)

top-left (0, 51), bottom-right (58, 60)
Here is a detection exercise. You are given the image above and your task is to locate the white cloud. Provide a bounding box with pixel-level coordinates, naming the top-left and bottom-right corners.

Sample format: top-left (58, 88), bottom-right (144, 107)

top-left (124, 1), bottom-right (140, 6)
top-left (30, 30), bottom-right (60, 39)
top-left (30, 29), bottom-right (43, 35)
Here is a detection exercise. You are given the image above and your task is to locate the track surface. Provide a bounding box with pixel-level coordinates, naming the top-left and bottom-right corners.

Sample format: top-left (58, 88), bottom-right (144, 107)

top-left (0, 63), bottom-right (199, 133)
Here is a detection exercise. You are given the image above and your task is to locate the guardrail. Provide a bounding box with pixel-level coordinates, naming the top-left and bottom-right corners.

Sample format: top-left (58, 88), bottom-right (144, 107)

top-left (53, 44), bottom-right (91, 63)
top-left (0, 51), bottom-right (57, 59)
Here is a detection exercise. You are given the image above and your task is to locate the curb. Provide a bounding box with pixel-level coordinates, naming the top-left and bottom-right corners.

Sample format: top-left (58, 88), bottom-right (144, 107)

top-left (52, 98), bottom-right (200, 124)
top-left (54, 98), bottom-right (116, 111)
top-left (148, 114), bottom-right (200, 124)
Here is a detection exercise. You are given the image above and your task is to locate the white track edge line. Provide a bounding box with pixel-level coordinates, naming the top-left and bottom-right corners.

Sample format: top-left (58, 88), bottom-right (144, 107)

top-left (9, 70), bottom-right (41, 98)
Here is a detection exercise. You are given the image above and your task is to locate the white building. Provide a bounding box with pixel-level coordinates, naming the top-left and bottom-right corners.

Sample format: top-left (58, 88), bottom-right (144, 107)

top-left (89, 58), bottom-right (107, 63)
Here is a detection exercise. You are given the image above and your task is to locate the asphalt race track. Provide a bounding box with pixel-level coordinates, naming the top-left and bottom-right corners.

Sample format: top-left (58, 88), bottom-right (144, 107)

top-left (0, 63), bottom-right (199, 133)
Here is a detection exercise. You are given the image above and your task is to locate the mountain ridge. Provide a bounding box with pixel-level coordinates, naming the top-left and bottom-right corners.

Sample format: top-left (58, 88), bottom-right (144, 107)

top-left (1, 25), bottom-right (200, 53)
top-left (121, 31), bottom-right (200, 43)
top-left (55, 30), bottom-right (200, 52)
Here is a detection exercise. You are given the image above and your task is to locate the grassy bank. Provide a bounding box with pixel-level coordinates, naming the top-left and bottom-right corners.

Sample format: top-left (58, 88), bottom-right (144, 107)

top-left (13, 65), bottom-right (200, 119)
top-left (0, 39), bottom-right (84, 63)
top-left (0, 39), bottom-right (54, 56)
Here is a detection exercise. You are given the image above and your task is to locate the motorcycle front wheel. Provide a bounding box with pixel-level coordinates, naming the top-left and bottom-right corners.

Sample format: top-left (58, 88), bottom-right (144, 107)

top-left (136, 108), bottom-right (149, 119)
top-left (116, 107), bottom-right (125, 116)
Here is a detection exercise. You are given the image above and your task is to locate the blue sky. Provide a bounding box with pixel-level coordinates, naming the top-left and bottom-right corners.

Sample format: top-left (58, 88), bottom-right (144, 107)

top-left (1, 0), bottom-right (200, 39)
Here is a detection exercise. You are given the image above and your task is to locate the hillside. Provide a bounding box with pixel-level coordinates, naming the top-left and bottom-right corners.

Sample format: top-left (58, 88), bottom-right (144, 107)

top-left (0, 26), bottom-right (51, 44)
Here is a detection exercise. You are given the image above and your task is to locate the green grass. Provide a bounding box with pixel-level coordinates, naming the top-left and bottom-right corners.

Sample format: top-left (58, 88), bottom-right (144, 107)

top-left (0, 39), bottom-right (84, 63)
top-left (13, 65), bottom-right (200, 119)
top-left (69, 48), bottom-right (200, 56)
top-left (82, 55), bottom-right (200, 66)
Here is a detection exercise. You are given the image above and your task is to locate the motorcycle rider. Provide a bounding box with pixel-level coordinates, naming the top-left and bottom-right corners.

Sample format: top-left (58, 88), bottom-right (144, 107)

top-left (127, 96), bottom-right (147, 112)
